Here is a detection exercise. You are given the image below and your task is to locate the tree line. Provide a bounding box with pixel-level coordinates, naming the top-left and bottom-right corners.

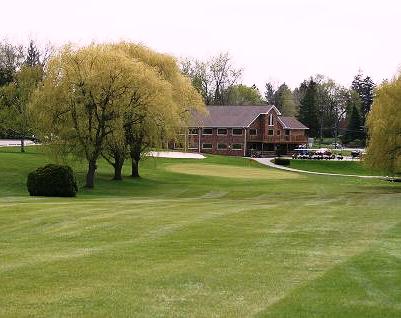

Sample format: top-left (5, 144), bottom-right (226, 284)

top-left (182, 53), bottom-right (376, 146)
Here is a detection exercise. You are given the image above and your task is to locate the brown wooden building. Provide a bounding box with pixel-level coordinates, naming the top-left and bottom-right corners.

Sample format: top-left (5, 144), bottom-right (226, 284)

top-left (172, 105), bottom-right (308, 156)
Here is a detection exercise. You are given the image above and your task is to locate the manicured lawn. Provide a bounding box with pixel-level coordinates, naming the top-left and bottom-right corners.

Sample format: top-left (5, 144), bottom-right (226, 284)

top-left (1, 147), bottom-right (401, 317)
top-left (289, 159), bottom-right (383, 176)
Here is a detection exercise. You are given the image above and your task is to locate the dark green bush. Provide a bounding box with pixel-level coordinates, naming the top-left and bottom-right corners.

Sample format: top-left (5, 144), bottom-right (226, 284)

top-left (273, 157), bottom-right (290, 166)
top-left (27, 164), bottom-right (78, 197)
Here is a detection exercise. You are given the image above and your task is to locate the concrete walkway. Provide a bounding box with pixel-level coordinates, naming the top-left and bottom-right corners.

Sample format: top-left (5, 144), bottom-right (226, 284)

top-left (0, 139), bottom-right (36, 147)
top-left (252, 157), bottom-right (384, 179)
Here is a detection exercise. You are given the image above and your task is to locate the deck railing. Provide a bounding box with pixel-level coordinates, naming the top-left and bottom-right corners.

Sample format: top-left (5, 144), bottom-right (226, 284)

top-left (248, 135), bottom-right (308, 143)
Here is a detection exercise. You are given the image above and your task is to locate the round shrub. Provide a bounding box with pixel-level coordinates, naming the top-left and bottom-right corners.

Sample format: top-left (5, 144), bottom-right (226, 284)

top-left (273, 157), bottom-right (290, 166)
top-left (27, 164), bottom-right (78, 197)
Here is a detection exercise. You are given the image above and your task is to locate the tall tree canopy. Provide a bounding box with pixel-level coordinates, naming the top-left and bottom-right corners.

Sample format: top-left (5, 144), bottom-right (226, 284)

top-left (0, 65), bottom-right (43, 151)
top-left (366, 75), bottom-right (401, 175)
top-left (0, 41), bottom-right (24, 86)
top-left (33, 43), bottom-right (203, 187)
top-left (109, 42), bottom-right (204, 178)
top-left (273, 83), bottom-right (297, 116)
top-left (264, 82), bottom-right (275, 105)
top-left (351, 72), bottom-right (375, 132)
top-left (181, 52), bottom-right (242, 105)
top-left (343, 104), bottom-right (362, 143)
top-left (298, 79), bottom-right (319, 137)
top-left (0, 40), bottom-right (49, 145)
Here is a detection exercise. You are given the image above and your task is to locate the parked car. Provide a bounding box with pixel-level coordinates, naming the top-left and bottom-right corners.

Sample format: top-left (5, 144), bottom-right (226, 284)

top-left (351, 150), bottom-right (362, 158)
top-left (314, 148), bottom-right (335, 160)
top-left (331, 142), bottom-right (343, 149)
top-left (293, 149), bottom-right (306, 159)
top-left (292, 149), bottom-right (311, 159)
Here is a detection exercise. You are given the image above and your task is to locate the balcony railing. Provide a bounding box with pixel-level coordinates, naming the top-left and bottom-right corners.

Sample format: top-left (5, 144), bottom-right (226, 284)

top-left (248, 135), bottom-right (307, 143)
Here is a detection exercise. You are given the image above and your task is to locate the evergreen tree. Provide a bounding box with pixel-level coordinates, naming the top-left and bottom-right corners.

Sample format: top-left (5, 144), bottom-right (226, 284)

top-left (361, 76), bottom-right (375, 119)
top-left (351, 72), bottom-right (375, 122)
top-left (343, 105), bottom-right (362, 143)
top-left (264, 82), bottom-right (275, 104)
top-left (24, 40), bottom-right (41, 67)
top-left (298, 79), bottom-right (319, 137)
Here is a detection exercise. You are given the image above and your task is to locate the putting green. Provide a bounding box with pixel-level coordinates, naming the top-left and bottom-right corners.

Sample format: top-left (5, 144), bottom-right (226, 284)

top-left (166, 163), bottom-right (301, 179)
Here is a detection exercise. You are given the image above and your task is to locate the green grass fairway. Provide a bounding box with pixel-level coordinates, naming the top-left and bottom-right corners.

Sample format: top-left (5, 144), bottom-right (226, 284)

top-left (1, 147), bottom-right (401, 317)
top-left (289, 159), bottom-right (383, 176)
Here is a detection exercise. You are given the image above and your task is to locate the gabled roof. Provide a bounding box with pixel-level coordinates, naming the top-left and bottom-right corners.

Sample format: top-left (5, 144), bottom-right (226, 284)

top-left (278, 117), bottom-right (309, 130)
top-left (191, 105), bottom-right (279, 128)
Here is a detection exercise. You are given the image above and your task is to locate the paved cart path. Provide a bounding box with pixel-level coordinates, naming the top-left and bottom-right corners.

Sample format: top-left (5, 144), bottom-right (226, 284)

top-left (253, 157), bottom-right (384, 179)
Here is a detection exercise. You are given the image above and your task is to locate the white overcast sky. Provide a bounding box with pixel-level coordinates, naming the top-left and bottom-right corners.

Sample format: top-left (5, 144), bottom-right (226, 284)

top-left (2, 0), bottom-right (401, 91)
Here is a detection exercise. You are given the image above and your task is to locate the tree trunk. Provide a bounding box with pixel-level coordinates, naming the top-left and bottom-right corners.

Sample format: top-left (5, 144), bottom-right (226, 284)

top-left (20, 139), bottom-right (25, 153)
top-left (131, 158), bottom-right (140, 178)
top-left (129, 143), bottom-right (142, 178)
top-left (85, 160), bottom-right (97, 188)
top-left (334, 120), bottom-right (338, 149)
top-left (113, 158), bottom-right (124, 180)
top-left (320, 117), bottom-right (324, 145)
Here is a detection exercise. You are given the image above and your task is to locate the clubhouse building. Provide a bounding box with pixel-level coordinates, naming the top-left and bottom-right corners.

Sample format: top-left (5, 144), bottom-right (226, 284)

top-left (172, 105), bottom-right (309, 157)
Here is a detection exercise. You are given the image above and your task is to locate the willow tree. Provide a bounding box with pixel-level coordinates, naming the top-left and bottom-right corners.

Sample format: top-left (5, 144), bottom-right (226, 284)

top-left (109, 43), bottom-right (205, 178)
top-left (33, 44), bottom-right (173, 188)
top-left (101, 58), bottom-right (175, 180)
top-left (366, 75), bottom-right (401, 175)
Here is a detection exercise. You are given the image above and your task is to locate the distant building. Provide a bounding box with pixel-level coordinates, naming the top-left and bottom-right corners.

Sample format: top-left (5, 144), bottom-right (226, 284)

top-left (171, 105), bottom-right (309, 156)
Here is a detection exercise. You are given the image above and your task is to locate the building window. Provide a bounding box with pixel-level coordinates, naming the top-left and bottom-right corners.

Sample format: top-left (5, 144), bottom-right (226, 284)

top-left (188, 128), bottom-right (198, 135)
top-left (277, 130), bottom-right (281, 135)
top-left (217, 143), bottom-right (227, 150)
top-left (232, 144), bottom-right (243, 150)
top-left (188, 142), bottom-right (198, 149)
top-left (202, 128), bottom-right (213, 135)
top-left (232, 128), bottom-right (243, 135)
top-left (174, 142), bottom-right (184, 149)
top-left (268, 129), bottom-right (274, 136)
top-left (285, 129), bottom-right (290, 136)
top-left (269, 113), bottom-right (274, 126)
top-left (217, 128), bottom-right (228, 135)
top-left (202, 143), bottom-right (212, 150)
top-left (249, 128), bottom-right (257, 136)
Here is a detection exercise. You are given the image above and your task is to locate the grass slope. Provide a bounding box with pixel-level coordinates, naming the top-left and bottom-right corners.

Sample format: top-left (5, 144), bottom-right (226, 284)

top-left (1, 147), bottom-right (401, 317)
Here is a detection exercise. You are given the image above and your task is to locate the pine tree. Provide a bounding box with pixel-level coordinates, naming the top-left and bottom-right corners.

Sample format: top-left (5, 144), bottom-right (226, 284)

top-left (264, 82), bottom-right (275, 104)
top-left (351, 72), bottom-right (375, 123)
top-left (351, 73), bottom-right (375, 143)
top-left (361, 76), bottom-right (375, 119)
top-left (25, 41), bottom-right (41, 67)
top-left (343, 105), bottom-right (362, 143)
top-left (298, 79), bottom-right (319, 137)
